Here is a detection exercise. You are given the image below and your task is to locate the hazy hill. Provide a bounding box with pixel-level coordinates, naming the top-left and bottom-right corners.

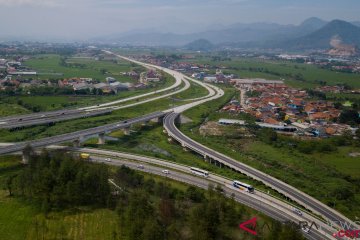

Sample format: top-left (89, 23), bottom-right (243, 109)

top-left (93, 18), bottom-right (360, 51)
top-left (184, 39), bottom-right (214, 51)
top-left (281, 20), bottom-right (360, 50)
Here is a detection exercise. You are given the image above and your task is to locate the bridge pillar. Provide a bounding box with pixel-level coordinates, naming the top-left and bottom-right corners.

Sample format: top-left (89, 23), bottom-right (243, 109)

top-left (22, 151), bottom-right (30, 164)
top-left (123, 127), bottom-right (131, 136)
top-left (173, 115), bottom-right (181, 125)
top-left (73, 136), bottom-right (84, 148)
top-left (155, 116), bottom-right (164, 124)
top-left (142, 120), bottom-right (150, 126)
top-left (98, 132), bottom-right (106, 145)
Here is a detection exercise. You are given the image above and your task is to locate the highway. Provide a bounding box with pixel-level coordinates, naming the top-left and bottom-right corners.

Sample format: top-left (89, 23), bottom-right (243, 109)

top-left (0, 109), bottom-right (112, 129)
top-left (0, 52), bottom-right (187, 129)
top-left (164, 111), bottom-right (358, 231)
top-left (0, 111), bottom-right (166, 155)
top-left (0, 51), bottom-right (217, 129)
top-left (76, 148), bottom-right (338, 240)
top-left (0, 51), bottom-right (356, 236)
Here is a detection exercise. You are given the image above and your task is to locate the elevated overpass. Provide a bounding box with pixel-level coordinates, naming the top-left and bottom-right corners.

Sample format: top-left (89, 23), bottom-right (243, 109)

top-left (0, 111), bottom-right (166, 163)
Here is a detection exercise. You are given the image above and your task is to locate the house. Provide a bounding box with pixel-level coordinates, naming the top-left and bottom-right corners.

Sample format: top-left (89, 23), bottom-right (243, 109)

top-left (73, 82), bottom-right (90, 91)
top-left (204, 76), bottom-right (217, 83)
top-left (105, 77), bottom-right (116, 83)
top-left (146, 78), bottom-right (160, 82)
top-left (110, 82), bottom-right (129, 93)
top-left (94, 83), bottom-right (108, 89)
top-left (218, 119), bottom-right (246, 125)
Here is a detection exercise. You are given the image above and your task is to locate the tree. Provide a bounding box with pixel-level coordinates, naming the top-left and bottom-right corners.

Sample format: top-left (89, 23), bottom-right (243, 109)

top-left (297, 141), bottom-right (314, 154)
top-left (356, 129), bottom-right (360, 139)
top-left (142, 219), bottom-right (164, 240)
top-left (339, 109), bottom-right (360, 125)
top-left (258, 128), bottom-right (278, 144)
top-left (6, 175), bottom-right (15, 196)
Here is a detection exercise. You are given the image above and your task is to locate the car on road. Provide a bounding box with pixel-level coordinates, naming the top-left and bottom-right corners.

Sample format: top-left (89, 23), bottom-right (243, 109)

top-left (105, 158), bottom-right (111, 162)
top-left (162, 169), bottom-right (170, 174)
top-left (137, 165), bottom-right (144, 169)
top-left (292, 208), bottom-right (302, 216)
top-left (123, 120), bottom-right (128, 123)
top-left (301, 226), bottom-right (310, 234)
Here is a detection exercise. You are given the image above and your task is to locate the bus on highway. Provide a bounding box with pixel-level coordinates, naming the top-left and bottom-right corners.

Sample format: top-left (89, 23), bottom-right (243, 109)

top-left (233, 180), bottom-right (255, 193)
top-left (190, 167), bottom-right (209, 177)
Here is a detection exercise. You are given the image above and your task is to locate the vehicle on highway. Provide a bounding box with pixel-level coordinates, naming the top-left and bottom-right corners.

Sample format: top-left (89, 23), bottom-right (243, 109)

top-left (137, 164), bottom-right (144, 169)
top-left (162, 169), bottom-right (170, 174)
top-left (292, 207), bottom-right (303, 216)
top-left (301, 226), bottom-right (310, 234)
top-left (105, 158), bottom-right (111, 162)
top-left (233, 180), bottom-right (255, 193)
top-left (190, 167), bottom-right (209, 177)
top-left (80, 153), bottom-right (90, 160)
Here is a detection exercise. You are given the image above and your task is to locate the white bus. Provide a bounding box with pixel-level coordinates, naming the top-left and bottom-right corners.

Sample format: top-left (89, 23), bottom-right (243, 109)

top-left (233, 180), bottom-right (255, 193)
top-left (190, 167), bottom-right (209, 177)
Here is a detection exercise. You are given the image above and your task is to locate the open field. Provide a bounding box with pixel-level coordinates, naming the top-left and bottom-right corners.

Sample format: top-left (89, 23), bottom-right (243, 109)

top-left (0, 103), bottom-right (30, 117)
top-left (184, 57), bottom-right (360, 88)
top-left (24, 54), bottom-right (141, 82)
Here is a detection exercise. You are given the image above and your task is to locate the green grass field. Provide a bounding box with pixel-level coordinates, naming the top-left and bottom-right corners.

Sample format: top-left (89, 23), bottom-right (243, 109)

top-left (0, 103), bottom-right (30, 117)
top-left (25, 55), bottom-right (139, 82)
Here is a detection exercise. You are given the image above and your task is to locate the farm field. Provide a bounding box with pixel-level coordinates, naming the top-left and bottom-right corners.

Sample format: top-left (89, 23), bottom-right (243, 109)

top-left (185, 57), bottom-right (360, 88)
top-left (24, 54), bottom-right (140, 83)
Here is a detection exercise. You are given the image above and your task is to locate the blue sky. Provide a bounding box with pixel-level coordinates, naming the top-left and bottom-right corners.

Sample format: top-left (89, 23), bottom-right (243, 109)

top-left (0, 0), bottom-right (359, 40)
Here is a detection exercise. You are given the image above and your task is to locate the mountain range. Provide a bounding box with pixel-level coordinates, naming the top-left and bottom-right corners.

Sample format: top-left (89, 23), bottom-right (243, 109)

top-left (95, 17), bottom-right (360, 51)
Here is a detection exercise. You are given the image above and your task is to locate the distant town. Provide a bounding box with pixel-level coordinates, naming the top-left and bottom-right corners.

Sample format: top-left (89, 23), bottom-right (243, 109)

top-left (0, 54), bottom-right (164, 96)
